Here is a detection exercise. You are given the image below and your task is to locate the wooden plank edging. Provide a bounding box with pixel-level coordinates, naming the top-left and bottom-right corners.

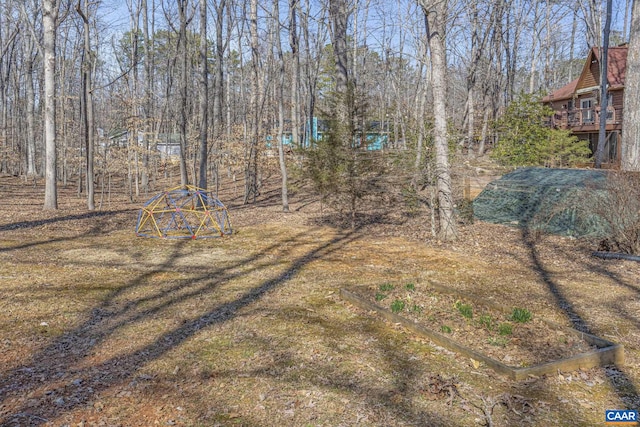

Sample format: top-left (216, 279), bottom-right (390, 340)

top-left (340, 288), bottom-right (624, 380)
top-left (426, 280), bottom-right (621, 350)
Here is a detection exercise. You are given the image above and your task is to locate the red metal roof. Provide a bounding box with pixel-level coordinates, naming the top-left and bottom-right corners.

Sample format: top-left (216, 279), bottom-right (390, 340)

top-left (593, 46), bottom-right (627, 88)
top-left (543, 45), bottom-right (628, 102)
top-left (542, 78), bottom-right (579, 102)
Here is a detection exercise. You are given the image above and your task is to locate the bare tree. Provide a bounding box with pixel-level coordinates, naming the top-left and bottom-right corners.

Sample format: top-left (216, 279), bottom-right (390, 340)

top-left (462, 0), bottom-right (498, 155)
top-left (595, 0), bottom-right (613, 168)
top-left (141, 0), bottom-right (152, 195)
top-left (528, 0), bottom-right (541, 93)
top-left (211, 0), bottom-right (227, 194)
top-left (23, 28), bottom-right (39, 177)
top-left (579, 0), bottom-right (603, 48)
top-left (300, 0), bottom-right (327, 144)
top-left (289, 0), bottom-right (301, 147)
top-left (76, 0), bottom-right (96, 210)
top-left (274, 0), bottom-right (289, 212)
top-left (413, 22), bottom-right (429, 186)
top-left (43, 0), bottom-right (61, 210)
top-left (419, 0), bottom-right (456, 241)
top-left (0, 6), bottom-right (20, 175)
top-left (624, 0), bottom-right (632, 41)
top-left (177, 0), bottom-right (191, 187)
top-left (197, 0), bottom-right (208, 190)
top-left (569, 1), bottom-right (579, 81)
top-left (329, 0), bottom-right (350, 118)
top-left (127, 0), bottom-right (141, 199)
top-left (244, 0), bottom-right (261, 203)
top-left (622, 0), bottom-right (640, 171)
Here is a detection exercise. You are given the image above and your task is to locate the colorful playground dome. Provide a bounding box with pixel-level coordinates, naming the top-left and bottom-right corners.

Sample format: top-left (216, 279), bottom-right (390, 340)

top-left (136, 185), bottom-right (232, 239)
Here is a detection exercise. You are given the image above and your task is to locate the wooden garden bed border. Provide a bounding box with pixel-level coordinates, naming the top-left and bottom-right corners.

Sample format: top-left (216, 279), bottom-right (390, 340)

top-left (340, 285), bottom-right (624, 381)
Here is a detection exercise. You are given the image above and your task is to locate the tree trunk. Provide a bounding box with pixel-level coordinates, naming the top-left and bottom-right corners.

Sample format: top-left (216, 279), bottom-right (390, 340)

top-left (244, 0), bottom-right (260, 204)
top-left (330, 0), bottom-right (349, 96)
top-left (329, 0), bottom-right (351, 151)
top-left (129, 2), bottom-right (141, 198)
top-left (197, 0), bottom-right (208, 190)
top-left (275, 0), bottom-right (289, 212)
top-left (43, 0), bottom-right (59, 210)
top-left (289, 0), bottom-right (301, 147)
top-left (77, 0), bottom-right (95, 210)
top-left (212, 0), bottom-right (226, 195)
top-left (569, 2), bottom-right (578, 81)
top-left (178, 0), bottom-right (190, 187)
top-left (141, 0), bottom-right (152, 195)
top-left (596, 0), bottom-right (612, 169)
top-left (24, 35), bottom-right (37, 177)
top-left (624, 0), bottom-right (632, 41)
top-left (420, 0), bottom-right (456, 241)
top-left (413, 28), bottom-right (429, 187)
top-left (622, 0), bottom-right (640, 171)
top-left (528, 1), bottom-right (540, 94)
top-left (465, 0), bottom-right (479, 155)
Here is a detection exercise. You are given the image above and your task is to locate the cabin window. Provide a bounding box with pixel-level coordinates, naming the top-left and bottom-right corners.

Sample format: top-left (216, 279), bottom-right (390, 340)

top-left (607, 108), bottom-right (614, 121)
top-left (581, 98), bottom-right (593, 109)
top-left (581, 98), bottom-right (595, 124)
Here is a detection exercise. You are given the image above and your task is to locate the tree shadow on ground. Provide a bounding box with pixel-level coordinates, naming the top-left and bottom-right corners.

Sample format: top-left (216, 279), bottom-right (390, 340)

top-left (0, 212), bottom-right (135, 253)
top-left (0, 223), bottom-right (445, 426)
top-left (520, 228), bottom-right (639, 411)
top-left (0, 209), bottom-right (135, 234)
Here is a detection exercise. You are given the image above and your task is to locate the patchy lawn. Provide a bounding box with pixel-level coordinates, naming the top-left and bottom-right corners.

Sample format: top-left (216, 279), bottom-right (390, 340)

top-left (0, 174), bottom-right (638, 426)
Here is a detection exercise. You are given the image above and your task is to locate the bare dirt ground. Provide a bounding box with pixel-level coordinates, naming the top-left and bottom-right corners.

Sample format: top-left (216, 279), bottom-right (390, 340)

top-left (0, 169), bottom-right (639, 427)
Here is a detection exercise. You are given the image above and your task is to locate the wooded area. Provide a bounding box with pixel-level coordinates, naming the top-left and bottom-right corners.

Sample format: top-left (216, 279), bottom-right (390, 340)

top-left (0, 0), bottom-right (634, 236)
top-left (2, 2), bottom-right (640, 424)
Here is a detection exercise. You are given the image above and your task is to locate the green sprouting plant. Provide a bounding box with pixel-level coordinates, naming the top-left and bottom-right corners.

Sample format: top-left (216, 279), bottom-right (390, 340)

top-left (441, 325), bottom-right (452, 333)
top-left (375, 293), bottom-right (387, 302)
top-left (405, 283), bottom-right (416, 291)
top-left (390, 300), bottom-right (405, 313)
top-left (488, 336), bottom-right (509, 347)
top-left (379, 283), bottom-right (395, 292)
top-left (411, 304), bottom-right (422, 313)
top-left (510, 308), bottom-right (532, 323)
top-left (455, 301), bottom-right (473, 319)
top-left (478, 314), bottom-right (494, 330)
top-left (498, 323), bottom-right (513, 336)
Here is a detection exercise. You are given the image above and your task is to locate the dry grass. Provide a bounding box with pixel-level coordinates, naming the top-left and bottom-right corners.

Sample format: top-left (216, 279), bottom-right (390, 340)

top-left (0, 172), bottom-right (639, 427)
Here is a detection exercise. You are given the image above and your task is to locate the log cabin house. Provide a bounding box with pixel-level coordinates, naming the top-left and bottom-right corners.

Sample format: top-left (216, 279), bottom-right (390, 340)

top-left (543, 45), bottom-right (627, 168)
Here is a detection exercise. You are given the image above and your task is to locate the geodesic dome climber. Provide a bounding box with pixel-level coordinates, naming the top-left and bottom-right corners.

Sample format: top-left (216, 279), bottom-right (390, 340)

top-left (136, 186), bottom-right (232, 239)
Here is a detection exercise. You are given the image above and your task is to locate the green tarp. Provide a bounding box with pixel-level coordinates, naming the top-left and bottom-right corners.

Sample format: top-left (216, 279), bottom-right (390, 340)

top-left (473, 167), bottom-right (609, 237)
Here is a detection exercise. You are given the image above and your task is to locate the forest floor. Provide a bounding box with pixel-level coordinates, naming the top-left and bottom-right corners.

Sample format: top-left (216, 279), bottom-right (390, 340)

top-left (0, 164), bottom-right (639, 427)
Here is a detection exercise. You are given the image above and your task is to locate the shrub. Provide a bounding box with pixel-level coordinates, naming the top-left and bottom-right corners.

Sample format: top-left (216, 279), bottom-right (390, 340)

top-left (541, 129), bottom-right (592, 167)
top-left (590, 172), bottom-right (640, 255)
top-left (492, 92), bottom-right (591, 167)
